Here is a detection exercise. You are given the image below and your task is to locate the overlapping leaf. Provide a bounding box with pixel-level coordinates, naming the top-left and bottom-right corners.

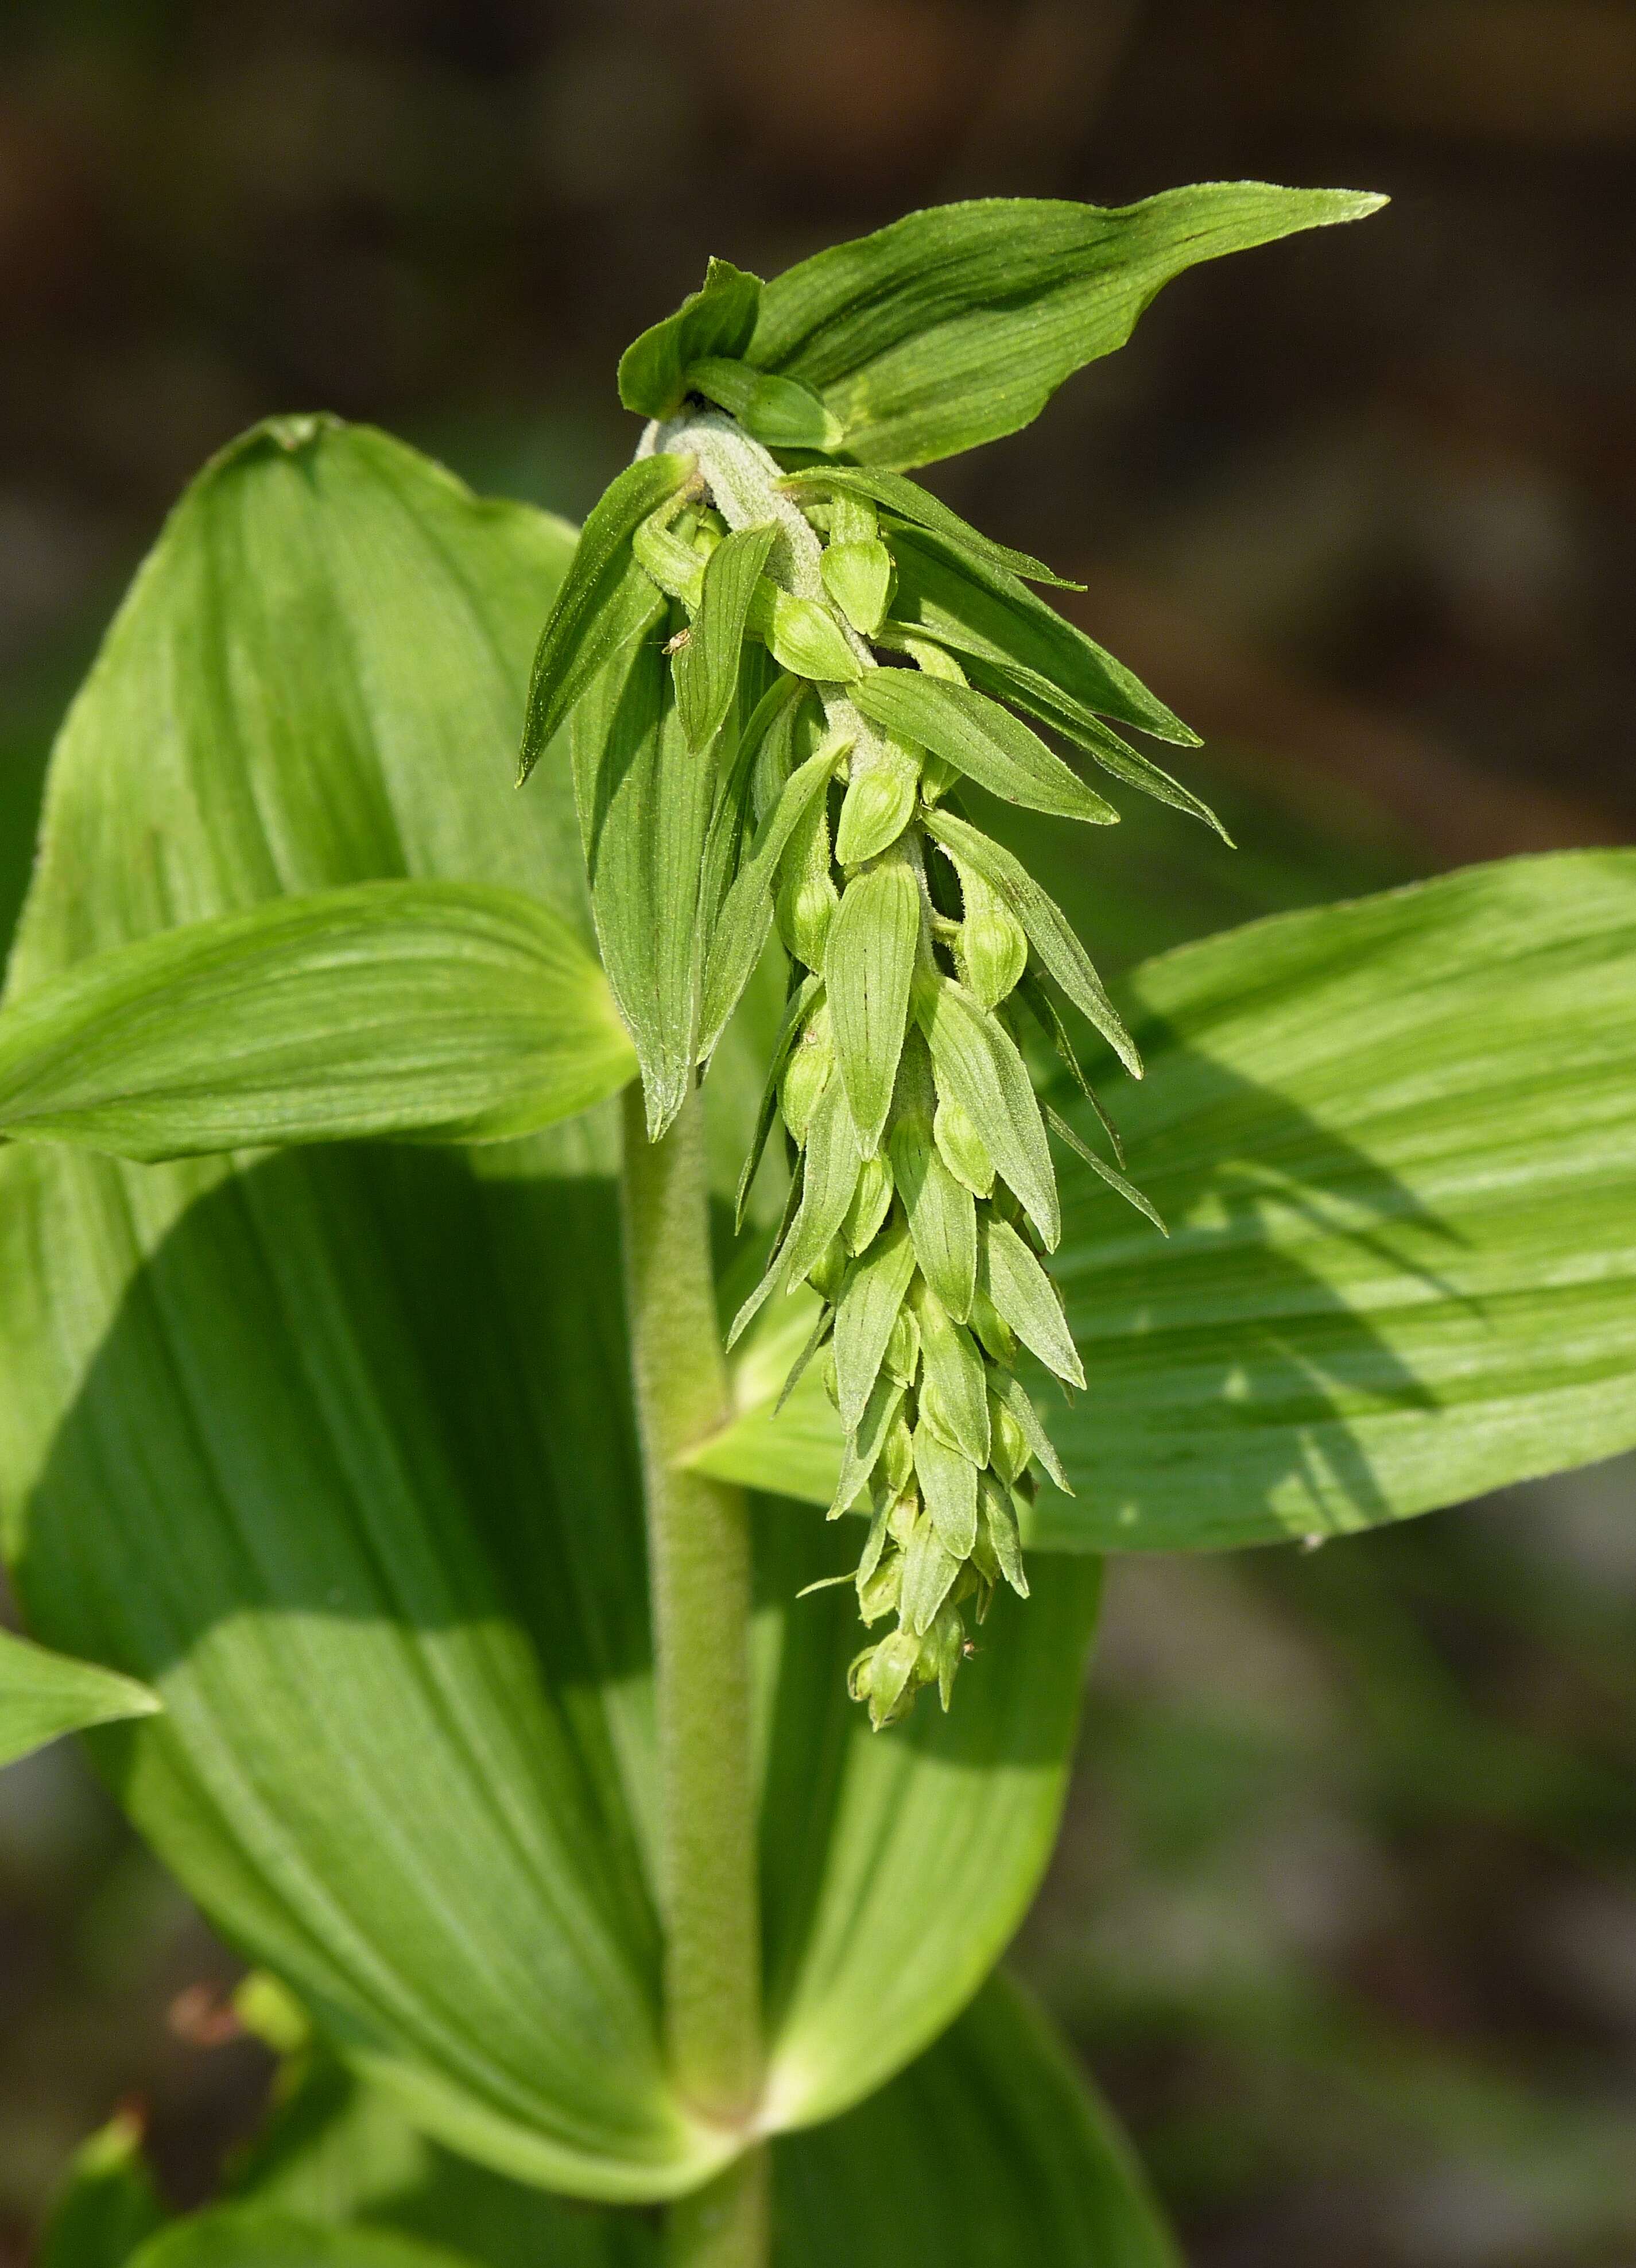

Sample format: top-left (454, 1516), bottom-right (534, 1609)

top-left (216, 1973), bottom-right (1172, 2268)
top-left (0, 882), bottom-right (634, 1158)
top-left (0, 418), bottom-right (1103, 2199)
top-left (749, 183), bottom-right (1385, 467)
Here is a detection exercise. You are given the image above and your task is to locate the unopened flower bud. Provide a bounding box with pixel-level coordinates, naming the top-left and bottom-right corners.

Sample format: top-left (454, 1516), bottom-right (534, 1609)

top-left (808, 1237), bottom-right (850, 1304)
top-left (856, 1554), bottom-right (901, 1625)
top-left (882, 1408), bottom-right (915, 1495)
top-left (933, 1096), bottom-right (995, 1197)
top-left (968, 1285), bottom-right (1018, 1366)
top-left (778, 1005), bottom-right (833, 1143)
top-left (989, 1400), bottom-right (1030, 1486)
top-left (821, 539), bottom-right (895, 640)
top-left (632, 509), bottom-right (705, 609)
top-left (775, 796), bottom-right (839, 969)
top-left (750, 584), bottom-right (862, 683)
top-left (956, 866), bottom-right (1028, 1009)
top-left (884, 1303), bottom-right (921, 1386)
top-left (843, 1152), bottom-right (894, 1253)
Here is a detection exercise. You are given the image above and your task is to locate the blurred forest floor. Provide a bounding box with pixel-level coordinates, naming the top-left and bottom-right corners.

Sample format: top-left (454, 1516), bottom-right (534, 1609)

top-left (2, 4), bottom-right (1634, 2265)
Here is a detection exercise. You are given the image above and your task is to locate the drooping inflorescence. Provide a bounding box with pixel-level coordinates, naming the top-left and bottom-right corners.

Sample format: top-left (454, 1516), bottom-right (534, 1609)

top-left (517, 209), bottom-right (1375, 1723)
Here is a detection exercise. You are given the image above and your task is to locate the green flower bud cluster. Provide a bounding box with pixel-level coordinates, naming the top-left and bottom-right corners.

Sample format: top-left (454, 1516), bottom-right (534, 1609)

top-left (524, 398), bottom-right (1201, 1731)
top-left (600, 403), bottom-right (1181, 1730)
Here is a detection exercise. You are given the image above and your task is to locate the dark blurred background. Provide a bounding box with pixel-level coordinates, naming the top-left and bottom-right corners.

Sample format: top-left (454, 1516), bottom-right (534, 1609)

top-left (1, 3), bottom-right (1633, 2262)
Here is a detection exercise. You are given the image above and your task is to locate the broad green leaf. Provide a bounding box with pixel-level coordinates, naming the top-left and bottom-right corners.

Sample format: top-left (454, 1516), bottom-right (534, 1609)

top-left (825, 856), bottom-right (921, 1152)
top-left (0, 882), bottom-right (635, 1160)
top-left (0, 420), bottom-right (715, 2204)
top-left (673, 523), bottom-right (777, 752)
top-left (131, 2213), bottom-right (471, 2268)
top-left (618, 256), bottom-right (762, 420)
top-left (854, 672), bottom-right (1117, 826)
top-left (1038, 849), bottom-right (1636, 1550)
top-left (781, 463), bottom-right (1078, 589)
top-left (750, 183), bottom-right (1385, 467)
top-left (770, 1975), bottom-right (1178, 2265)
top-left (0, 1625), bottom-right (160, 1771)
top-left (517, 454), bottom-right (688, 777)
top-left (886, 521), bottom-right (1199, 750)
top-left (0, 416), bottom-right (1104, 2196)
top-left (922, 804), bottom-right (1139, 1073)
top-left (39, 2112), bottom-right (164, 2268)
top-left (917, 975), bottom-right (1059, 1249)
top-left (572, 634), bottom-right (710, 1138)
top-left (684, 357), bottom-right (844, 453)
top-left (224, 1976), bottom-right (1173, 2268)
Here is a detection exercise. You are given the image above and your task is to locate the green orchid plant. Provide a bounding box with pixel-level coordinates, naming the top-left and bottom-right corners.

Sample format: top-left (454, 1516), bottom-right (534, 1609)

top-left (2, 185), bottom-right (1633, 2268)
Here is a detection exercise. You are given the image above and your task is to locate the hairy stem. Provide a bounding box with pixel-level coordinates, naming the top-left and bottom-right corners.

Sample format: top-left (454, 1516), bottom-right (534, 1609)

top-left (619, 1082), bottom-right (765, 2263)
top-left (666, 2152), bottom-right (770, 2268)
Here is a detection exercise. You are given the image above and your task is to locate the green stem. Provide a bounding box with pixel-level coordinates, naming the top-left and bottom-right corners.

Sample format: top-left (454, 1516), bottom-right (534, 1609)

top-left (619, 1081), bottom-right (766, 2265)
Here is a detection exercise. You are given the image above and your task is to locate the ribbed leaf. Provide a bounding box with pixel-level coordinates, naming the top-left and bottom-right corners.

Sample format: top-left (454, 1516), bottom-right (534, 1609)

top-left (781, 465), bottom-right (1077, 587)
top-left (0, 1626), bottom-right (160, 1771)
top-left (1041, 850), bottom-right (1636, 1549)
top-left (854, 673), bottom-right (1116, 826)
top-left (825, 857), bottom-right (921, 1154)
top-left (917, 975), bottom-right (1059, 1248)
top-left (750, 183), bottom-right (1384, 468)
top-left (922, 805), bottom-right (1139, 1074)
top-left (672, 523), bottom-right (777, 752)
top-left (572, 634), bottom-right (711, 1138)
top-left (517, 455), bottom-right (688, 776)
top-left (223, 1976), bottom-right (1172, 2268)
top-left (618, 256), bottom-right (761, 419)
top-left (0, 883), bottom-right (634, 1159)
top-left (886, 522), bottom-right (1197, 749)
